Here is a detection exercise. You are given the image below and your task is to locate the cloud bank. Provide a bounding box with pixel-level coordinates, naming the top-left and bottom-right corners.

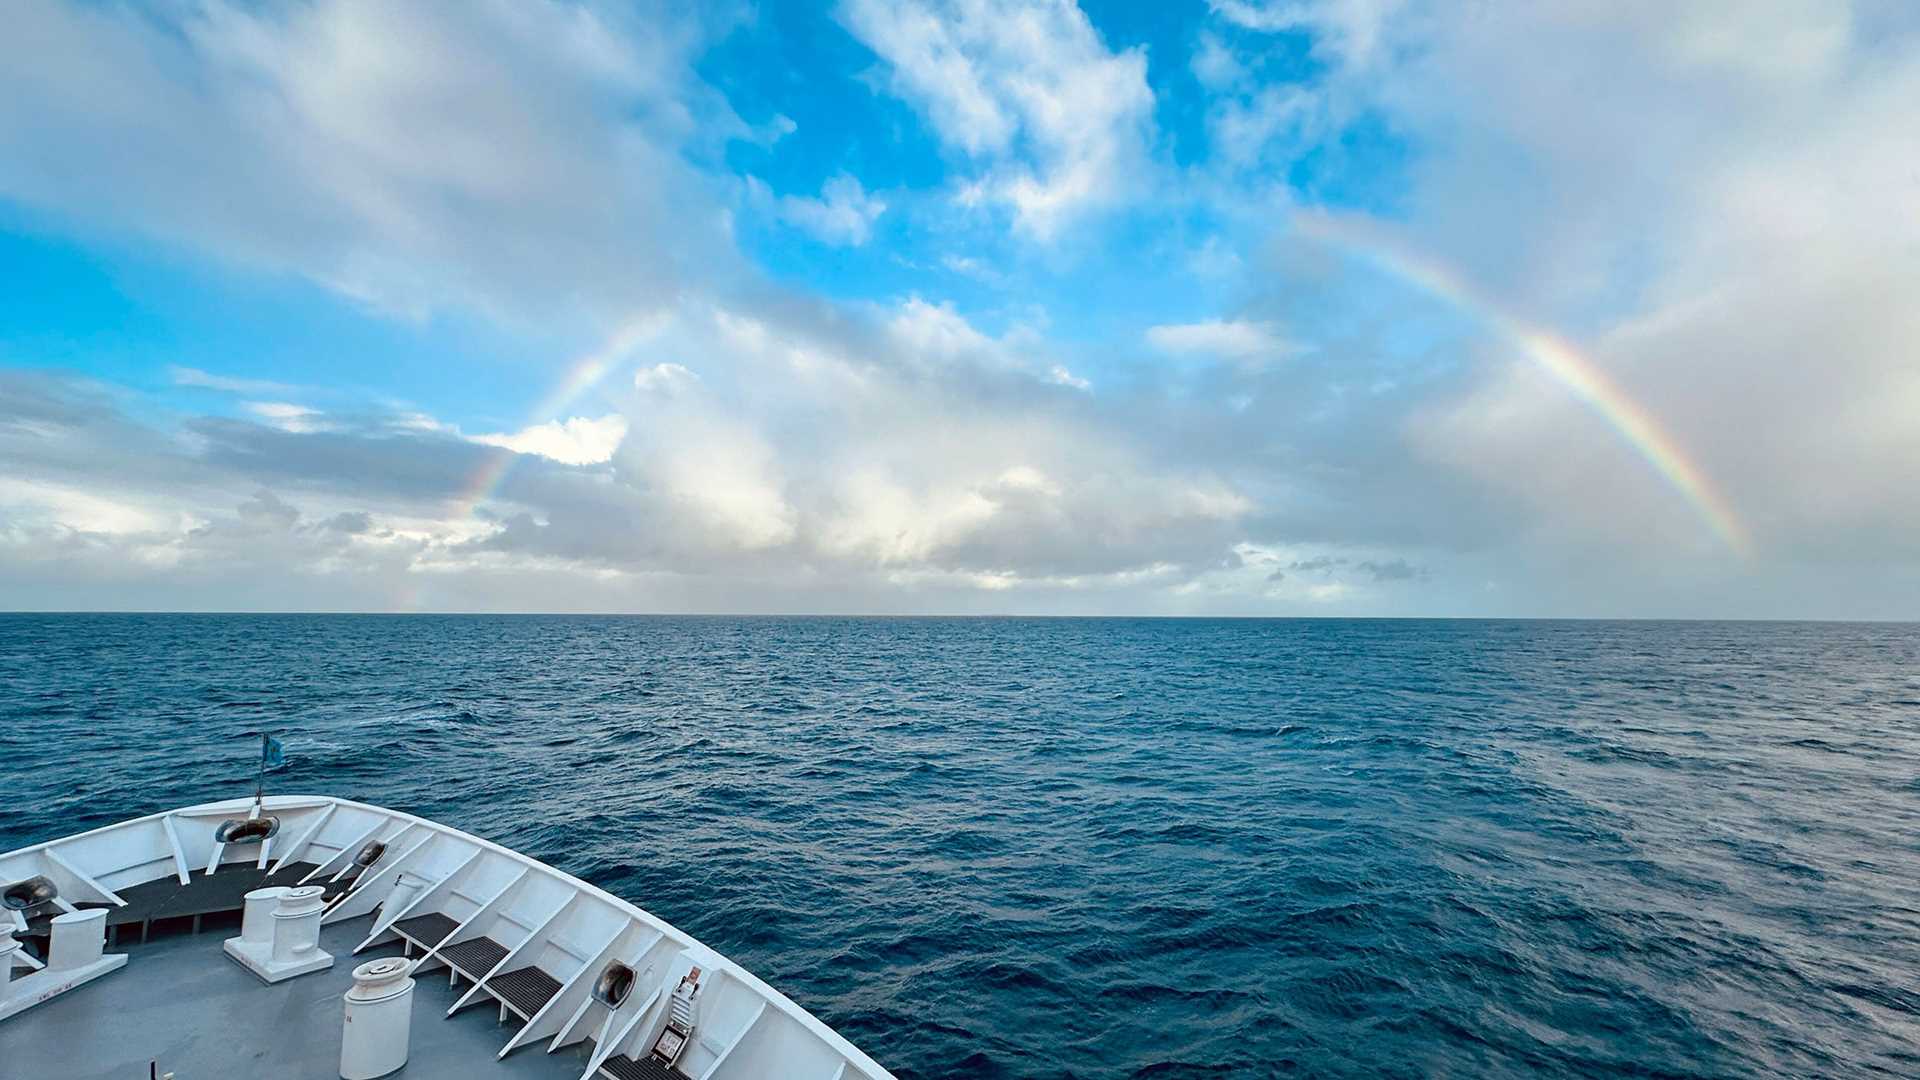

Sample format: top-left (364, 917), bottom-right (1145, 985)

top-left (0, 0), bottom-right (1915, 616)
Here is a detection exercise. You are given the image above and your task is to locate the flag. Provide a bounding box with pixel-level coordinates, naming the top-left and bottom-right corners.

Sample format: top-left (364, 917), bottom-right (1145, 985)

top-left (262, 734), bottom-right (287, 771)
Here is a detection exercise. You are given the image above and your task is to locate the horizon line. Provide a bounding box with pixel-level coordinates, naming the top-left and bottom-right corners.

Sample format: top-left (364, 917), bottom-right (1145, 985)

top-left (1, 610), bottom-right (1912, 624)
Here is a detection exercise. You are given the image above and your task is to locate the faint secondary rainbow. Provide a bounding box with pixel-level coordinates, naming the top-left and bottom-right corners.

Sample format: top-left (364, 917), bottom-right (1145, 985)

top-left (452, 315), bottom-right (667, 518)
top-left (1294, 212), bottom-right (1753, 558)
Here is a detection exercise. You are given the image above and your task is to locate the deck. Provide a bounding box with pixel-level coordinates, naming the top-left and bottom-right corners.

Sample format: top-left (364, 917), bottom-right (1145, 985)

top-left (1, 797), bottom-right (886, 1080)
top-left (0, 912), bottom-right (595, 1080)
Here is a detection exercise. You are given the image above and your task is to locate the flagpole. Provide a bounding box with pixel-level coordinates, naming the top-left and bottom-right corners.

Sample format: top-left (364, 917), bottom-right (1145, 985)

top-left (254, 732), bottom-right (268, 816)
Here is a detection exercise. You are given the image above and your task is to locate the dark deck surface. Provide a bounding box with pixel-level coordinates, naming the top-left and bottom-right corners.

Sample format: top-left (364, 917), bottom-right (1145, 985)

top-left (20, 861), bottom-right (340, 948)
top-left (603, 1053), bottom-right (686, 1080)
top-left (491, 964), bottom-right (563, 1018)
top-left (442, 935), bottom-right (510, 977)
top-left (0, 915), bottom-right (592, 1080)
top-left (396, 910), bottom-right (461, 946)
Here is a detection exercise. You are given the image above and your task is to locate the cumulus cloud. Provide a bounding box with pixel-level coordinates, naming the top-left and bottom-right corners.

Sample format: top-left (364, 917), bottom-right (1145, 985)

top-left (886, 297), bottom-right (997, 360)
top-left (632, 362), bottom-right (701, 396)
top-left (839, 0), bottom-right (1155, 238)
top-left (777, 174), bottom-right (888, 246)
top-left (471, 415), bottom-right (629, 466)
top-left (0, 286), bottom-right (1292, 611)
top-left (2, 2), bottom-right (1916, 617)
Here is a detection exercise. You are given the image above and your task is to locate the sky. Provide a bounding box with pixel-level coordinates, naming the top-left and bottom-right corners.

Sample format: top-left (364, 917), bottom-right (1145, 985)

top-left (1, 0), bottom-right (1916, 617)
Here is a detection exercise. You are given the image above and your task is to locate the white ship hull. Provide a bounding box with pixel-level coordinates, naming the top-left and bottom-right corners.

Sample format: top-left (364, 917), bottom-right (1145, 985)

top-left (0, 795), bottom-right (898, 1080)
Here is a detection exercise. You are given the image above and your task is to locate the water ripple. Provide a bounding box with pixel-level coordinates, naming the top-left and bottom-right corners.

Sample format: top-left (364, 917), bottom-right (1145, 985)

top-left (1, 614), bottom-right (1917, 1079)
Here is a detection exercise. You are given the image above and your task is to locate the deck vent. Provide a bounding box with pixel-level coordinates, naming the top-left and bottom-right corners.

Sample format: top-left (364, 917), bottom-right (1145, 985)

top-left (2, 875), bottom-right (58, 911)
top-left (353, 840), bottom-right (388, 867)
top-left (214, 816), bottom-right (281, 844)
top-left (592, 961), bottom-right (636, 1008)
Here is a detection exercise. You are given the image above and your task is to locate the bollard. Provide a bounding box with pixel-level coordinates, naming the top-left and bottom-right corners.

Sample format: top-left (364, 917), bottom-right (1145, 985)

top-left (340, 957), bottom-right (415, 1080)
top-left (270, 886), bottom-right (327, 965)
top-left (225, 884), bottom-right (332, 982)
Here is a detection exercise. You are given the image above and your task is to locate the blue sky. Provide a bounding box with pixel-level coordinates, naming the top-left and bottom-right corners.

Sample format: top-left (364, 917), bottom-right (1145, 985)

top-left (1, 1), bottom-right (1916, 616)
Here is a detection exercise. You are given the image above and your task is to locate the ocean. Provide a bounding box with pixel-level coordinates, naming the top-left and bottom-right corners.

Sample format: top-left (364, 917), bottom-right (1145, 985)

top-left (2, 614), bottom-right (1917, 1078)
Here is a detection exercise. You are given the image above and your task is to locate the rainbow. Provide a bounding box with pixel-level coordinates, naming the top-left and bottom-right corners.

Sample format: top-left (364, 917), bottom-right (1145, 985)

top-left (451, 315), bottom-right (668, 518)
top-left (1293, 212), bottom-right (1753, 558)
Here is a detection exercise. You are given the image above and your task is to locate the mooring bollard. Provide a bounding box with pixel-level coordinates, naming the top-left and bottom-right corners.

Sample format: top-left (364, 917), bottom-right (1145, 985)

top-left (340, 957), bottom-right (416, 1080)
top-left (224, 884), bottom-right (332, 982)
top-left (271, 886), bottom-right (327, 965)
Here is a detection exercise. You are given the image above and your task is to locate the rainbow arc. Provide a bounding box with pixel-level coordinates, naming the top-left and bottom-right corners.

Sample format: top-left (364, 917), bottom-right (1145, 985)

top-left (1294, 212), bottom-right (1752, 559)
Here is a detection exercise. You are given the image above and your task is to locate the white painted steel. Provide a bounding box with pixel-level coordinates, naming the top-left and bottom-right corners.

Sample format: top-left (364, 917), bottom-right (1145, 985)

top-left (272, 886), bottom-right (328, 963)
top-left (0, 928), bottom-right (16, 1001)
top-left (49, 908), bottom-right (108, 971)
top-left (341, 956), bottom-right (417, 1079)
top-left (241, 886), bottom-right (289, 945)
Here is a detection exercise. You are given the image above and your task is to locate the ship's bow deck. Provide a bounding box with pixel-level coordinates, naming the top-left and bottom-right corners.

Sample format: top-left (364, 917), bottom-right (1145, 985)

top-left (0, 914), bottom-right (595, 1080)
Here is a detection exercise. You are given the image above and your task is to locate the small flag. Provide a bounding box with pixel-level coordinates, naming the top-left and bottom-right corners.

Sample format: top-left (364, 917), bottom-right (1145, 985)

top-left (262, 734), bottom-right (287, 771)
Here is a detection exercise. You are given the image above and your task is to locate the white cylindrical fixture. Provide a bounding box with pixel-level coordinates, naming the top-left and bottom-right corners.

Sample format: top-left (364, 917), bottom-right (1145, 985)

top-left (49, 908), bottom-right (108, 971)
top-left (341, 957), bottom-right (415, 1080)
top-left (271, 885), bottom-right (327, 964)
top-left (242, 886), bottom-right (291, 945)
top-left (0, 928), bottom-right (17, 1001)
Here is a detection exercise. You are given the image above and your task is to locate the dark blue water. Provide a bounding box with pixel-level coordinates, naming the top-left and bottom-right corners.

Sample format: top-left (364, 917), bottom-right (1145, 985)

top-left (3, 616), bottom-right (1918, 1078)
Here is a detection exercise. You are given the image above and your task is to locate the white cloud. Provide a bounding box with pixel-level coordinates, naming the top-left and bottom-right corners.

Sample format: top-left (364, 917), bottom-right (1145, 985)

top-left (1047, 365), bottom-right (1090, 390)
top-left (817, 468), bottom-right (1000, 564)
top-left (646, 430), bottom-right (797, 551)
top-left (243, 401), bottom-right (329, 433)
top-left (0, 477), bottom-right (181, 536)
top-left (839, 0), bottom-right (1155, 239)
top-left (1146, 319), bottom-right (1291, 361)
top-left (1209, 85), bottom-right (1317, 169)
top-left (778, 174), bottom-right (887, 246)
top-left (632, 362), bottom-right (701, 396)
top-left (4, 5), bottom-right (1918, 617)
top-left (472, 414), bottom-right (629, 466)
top-left (0, 0), bottom-right (738, 325)
top-left (886, 297), bottom-right (996, 359)
top-left (1209, 0), bottom-right (1406, 70)
top-left (170, 366), bottom-right (305, 396)
top-left (1191, 32), bottom-right (1247, 91)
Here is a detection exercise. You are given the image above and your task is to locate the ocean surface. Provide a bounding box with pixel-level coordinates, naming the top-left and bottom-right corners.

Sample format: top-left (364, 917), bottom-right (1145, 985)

top-left (2, 615), bottom-right (1918, 1078)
